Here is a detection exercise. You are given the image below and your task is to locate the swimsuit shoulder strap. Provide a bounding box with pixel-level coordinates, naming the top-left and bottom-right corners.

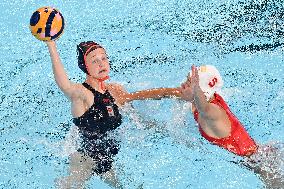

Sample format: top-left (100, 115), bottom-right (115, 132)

top-left (82, 82), bottom-right (97, 93)
top-left (82, 82), bottom-right (111, 99)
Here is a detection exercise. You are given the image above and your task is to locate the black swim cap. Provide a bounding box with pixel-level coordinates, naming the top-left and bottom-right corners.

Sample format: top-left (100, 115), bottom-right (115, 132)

top-left (77, 41), bottom-right (103, 74)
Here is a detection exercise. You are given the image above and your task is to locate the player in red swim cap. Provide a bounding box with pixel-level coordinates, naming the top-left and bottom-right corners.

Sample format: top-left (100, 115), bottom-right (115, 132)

top-left (180, 65), bottom-right (283, 188)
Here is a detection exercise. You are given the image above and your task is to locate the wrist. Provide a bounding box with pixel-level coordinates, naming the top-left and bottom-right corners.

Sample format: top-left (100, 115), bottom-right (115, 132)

top-left (46, 40), bottom-right (56, 47)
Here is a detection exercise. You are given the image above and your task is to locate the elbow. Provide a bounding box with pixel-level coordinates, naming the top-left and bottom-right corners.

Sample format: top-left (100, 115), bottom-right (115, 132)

top-left (57, 83), bottom-right (73, 96)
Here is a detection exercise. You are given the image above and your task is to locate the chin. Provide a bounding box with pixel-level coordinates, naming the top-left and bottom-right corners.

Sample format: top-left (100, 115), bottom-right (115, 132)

top-left (98, 73), bottom-right (109, 79)
top-left (95, 70), bottom-right (109, 77)
top-left (102, 72), bottom-right (109, 77)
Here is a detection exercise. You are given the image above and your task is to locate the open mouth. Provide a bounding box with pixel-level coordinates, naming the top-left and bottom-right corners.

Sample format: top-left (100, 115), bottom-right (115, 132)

top-left (99, 69), bottom-right (107, 73)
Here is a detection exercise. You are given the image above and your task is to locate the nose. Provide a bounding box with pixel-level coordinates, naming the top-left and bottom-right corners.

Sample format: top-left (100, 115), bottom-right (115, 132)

top-left (99, 58), bottom-right (109, 67)
top-left (98, 60), bottom-right (104, 68)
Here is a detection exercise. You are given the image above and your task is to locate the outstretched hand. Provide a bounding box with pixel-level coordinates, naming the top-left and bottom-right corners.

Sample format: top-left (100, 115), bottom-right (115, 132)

top-left (180, 65), bottom-right (199, 102)
top-left (190, 64), bottom-right (200, 89)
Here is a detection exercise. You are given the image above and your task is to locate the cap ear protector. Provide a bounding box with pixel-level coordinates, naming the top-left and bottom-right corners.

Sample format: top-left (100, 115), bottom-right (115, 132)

top-left (77, 41), bottom-right (103, 75)
top-left (191, 65), bottom-right (224, 100)
top-left (77, 45), bottom-right (87, 74)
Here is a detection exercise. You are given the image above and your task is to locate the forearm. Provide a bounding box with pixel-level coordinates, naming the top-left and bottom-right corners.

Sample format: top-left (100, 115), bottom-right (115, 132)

top-left (46, 42), bottom-right (72, 91)
top-left (128, 88), bottom-right (181, 101)
top-left (192, 85), bottom-right (210, 115)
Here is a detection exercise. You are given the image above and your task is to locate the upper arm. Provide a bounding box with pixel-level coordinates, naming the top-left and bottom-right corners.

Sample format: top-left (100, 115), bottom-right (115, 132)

top-left (60, 82), bottom-right (86, 102)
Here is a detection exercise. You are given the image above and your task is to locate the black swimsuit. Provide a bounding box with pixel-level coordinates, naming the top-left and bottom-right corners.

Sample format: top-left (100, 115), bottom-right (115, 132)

top-left (73, 82), bottom-right (122, 174)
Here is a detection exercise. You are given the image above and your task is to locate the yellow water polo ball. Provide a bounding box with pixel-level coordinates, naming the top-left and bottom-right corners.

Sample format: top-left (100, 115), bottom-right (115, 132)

top-left (30, 7), bottom-right (64, 41)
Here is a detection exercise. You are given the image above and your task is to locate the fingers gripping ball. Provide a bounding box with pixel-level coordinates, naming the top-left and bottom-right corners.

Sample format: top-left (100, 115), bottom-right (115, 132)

top-left (30, 7), bottom-right (64, 41)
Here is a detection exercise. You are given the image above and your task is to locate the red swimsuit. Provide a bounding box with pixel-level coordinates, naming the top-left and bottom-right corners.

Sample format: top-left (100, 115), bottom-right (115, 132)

top-left (193, 93), bottom-right (257, 156)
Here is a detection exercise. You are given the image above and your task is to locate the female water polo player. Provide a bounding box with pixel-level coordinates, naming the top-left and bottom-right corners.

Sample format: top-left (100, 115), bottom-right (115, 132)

top-left (180, 65), bottom-right (283, 188)
top-left (46, 40), bottom-right (181, 189)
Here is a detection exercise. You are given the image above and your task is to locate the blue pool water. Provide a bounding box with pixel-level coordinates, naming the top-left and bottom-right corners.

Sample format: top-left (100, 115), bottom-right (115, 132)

top-left (0, 0), bottom-right (283, 188)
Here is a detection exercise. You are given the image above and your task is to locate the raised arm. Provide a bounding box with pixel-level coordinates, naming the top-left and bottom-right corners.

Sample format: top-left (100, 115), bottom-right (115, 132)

top-left (46, 41), bottom-right (78, 99)
top-left (189, 66), bottom-right (209, 114)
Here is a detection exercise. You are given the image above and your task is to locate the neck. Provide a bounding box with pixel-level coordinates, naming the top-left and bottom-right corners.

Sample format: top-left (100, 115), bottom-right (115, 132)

top-left (85, 76), bottom-right (106, 92)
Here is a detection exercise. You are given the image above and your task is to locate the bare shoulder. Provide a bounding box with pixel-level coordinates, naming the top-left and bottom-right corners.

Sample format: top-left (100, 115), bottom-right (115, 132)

top-left (106, 83), bottom-right (130, 106)
top-left (67, 83), bottom-right (89, 101)
top-left (106, 83), bottom-right (127, 93)
top-left (209, 102), bottom-right (224, 111)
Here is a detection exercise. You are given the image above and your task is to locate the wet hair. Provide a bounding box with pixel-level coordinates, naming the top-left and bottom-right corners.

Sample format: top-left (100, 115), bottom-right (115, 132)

top-left (77, 41), bottom-right (104, 74)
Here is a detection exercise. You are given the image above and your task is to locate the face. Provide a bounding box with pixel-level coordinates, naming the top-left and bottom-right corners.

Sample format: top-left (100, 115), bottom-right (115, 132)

top-left (85, 48), bottom-right (110, 79)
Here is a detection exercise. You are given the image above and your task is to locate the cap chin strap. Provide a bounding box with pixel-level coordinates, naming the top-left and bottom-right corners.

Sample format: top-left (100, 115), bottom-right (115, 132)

top-left (95, 75), bottom-right (110, 90)
top-left (86, 72), bottom-right (110, 90)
